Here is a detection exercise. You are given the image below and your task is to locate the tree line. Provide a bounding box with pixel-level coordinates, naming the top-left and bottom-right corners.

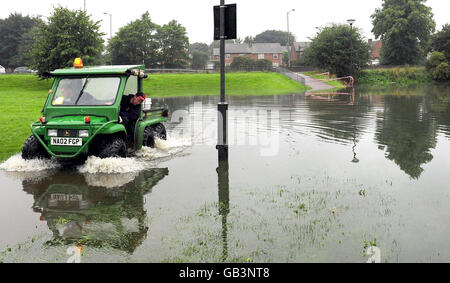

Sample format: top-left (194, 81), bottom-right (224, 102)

top-left (0, 7), bottom-right (189, 76)
top-left (294, 0), bottom-right (449, 80)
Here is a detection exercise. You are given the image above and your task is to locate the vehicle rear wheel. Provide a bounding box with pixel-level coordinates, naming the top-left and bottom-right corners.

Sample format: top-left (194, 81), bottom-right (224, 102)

top-left (152, 123), bottom-right (167, 140)
top-left (143, 127), bottom-right (156, 148)
top-left (22, 135), bottom-right (50, 160)
top-left (97, 137), bottom-right (127, 158)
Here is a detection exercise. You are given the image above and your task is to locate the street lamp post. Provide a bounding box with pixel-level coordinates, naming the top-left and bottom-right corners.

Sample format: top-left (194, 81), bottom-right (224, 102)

top-left (104, 12), bottom-right (112, 40)
top-left (347, 19), bottom-right (356, 77)
top-left (287, 9), bottom-right (295, 67)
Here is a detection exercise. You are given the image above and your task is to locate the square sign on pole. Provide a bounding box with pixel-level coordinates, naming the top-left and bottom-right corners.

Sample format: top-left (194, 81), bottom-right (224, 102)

top-left (214, 4), bottom-right (237, 40)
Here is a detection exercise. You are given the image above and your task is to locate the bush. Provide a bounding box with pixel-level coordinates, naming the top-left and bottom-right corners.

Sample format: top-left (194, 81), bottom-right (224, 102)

top-left (427, 51), bottom-right (450, 82)
top-left (432, 62), bottom-right (450, 81)
top-left (254, 59), bottom-right (272, 70)
top-left (230, 56), bottom-right (254, 70)
top-left (427, 51), bottom-right (447, 70)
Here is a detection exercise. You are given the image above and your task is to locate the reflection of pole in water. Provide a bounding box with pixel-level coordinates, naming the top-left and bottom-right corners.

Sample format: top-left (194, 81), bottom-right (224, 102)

top-left (351, 89), bottom-right (359, 163)
top-left (217, 160), bottom-right (229, 262)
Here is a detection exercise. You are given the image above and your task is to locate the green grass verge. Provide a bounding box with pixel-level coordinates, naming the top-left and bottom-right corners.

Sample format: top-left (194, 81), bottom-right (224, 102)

top-left (145, 72), bottom-right (308, 97)
top-left (0, 72), bottom-right (307, 161)
top-left (0, 75), bottom-right (52, 161)
top-left (358, 67), bottom-right (432, 85)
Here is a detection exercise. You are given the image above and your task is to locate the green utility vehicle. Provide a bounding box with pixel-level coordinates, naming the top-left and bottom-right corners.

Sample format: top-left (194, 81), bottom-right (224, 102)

top-left (22, 59), bottom-right (169, 162)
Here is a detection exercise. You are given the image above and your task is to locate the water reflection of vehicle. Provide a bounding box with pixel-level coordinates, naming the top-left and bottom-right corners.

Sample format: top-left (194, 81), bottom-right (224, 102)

top-left (22, 169), bottom-right (168, 253)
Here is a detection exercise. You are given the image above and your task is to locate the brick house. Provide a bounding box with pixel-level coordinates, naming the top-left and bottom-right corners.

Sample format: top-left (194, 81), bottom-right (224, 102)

top-left (290, 42), bottom-right (310, 62)
top-left (212, 43), bottom-right (283, 67)
top-left (368, 39), bottom-right (382, 65)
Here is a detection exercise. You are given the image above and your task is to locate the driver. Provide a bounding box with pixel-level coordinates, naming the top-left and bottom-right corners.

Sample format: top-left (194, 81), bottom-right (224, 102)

top-left (120, 92), bottom-right (146, 140)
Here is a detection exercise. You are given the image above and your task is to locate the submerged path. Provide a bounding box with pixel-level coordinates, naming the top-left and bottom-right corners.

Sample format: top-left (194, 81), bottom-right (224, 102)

top-left (278, 68), bottom-right (334, 92)
top-left (296, 73), bottom-right (334, 92)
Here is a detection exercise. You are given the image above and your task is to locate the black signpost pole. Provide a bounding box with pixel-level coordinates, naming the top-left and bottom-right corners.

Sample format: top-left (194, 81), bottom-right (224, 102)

top-left (217, 0), bottom-right (228, 162)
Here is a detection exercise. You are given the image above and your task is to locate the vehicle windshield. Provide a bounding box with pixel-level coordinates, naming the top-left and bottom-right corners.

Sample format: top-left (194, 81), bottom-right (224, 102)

top-left (52, 77), bottom-right (121, 106)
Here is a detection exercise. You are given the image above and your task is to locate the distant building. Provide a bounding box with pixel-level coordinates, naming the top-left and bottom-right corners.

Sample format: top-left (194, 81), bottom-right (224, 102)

top-left (368, 39), bottom-right (382, 66)
top-left (212, 43), bottom-right (284, 67)
top-left (290, 42), bottom-right (310, 63)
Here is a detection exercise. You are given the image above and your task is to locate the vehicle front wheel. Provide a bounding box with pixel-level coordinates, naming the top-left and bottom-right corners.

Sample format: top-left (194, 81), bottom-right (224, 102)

top-left (143, 127), bottom-right (156, 148)
top-left (97, 137), bottom-right (127, 158)
top-left (22, 135), bottom-right (50, 160)
top-left (152, 123), bottom-right (167, 140)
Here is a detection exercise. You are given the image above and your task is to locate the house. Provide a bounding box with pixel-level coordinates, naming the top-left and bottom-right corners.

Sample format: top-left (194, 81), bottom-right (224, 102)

top-left (368, 39), bottom-right (382, 66)
top-left (212, 43), bottom-right (284, 67)
top-left (290, 42), bottom-right (310, 62)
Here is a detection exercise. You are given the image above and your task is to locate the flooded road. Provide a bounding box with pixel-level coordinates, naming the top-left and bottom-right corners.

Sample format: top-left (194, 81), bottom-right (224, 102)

top-left (1, 83), bottom-right (450, 262)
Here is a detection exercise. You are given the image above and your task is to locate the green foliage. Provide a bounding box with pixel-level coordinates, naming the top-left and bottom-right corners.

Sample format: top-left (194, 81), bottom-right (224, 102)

top-left (107, 12), bottom-right (159, 67)
top-left (0, 13), bottom-right (42, 69)
top-left (230, 56), bottom-right (254, 70)
top-left (27, 7), bottom-right (104, 76)
top-left (254, 59), bottom-right (272, 70)
top-left (292, 46), bottom-right (315, 66)
top-left (432, 62), bottom-right (450, 81)
top-left (253, 30), bottom-right (295, 46)
top-left (190, 42), bottom-right (210, 54)
top-left (230, 56), bottom-right (272, 71)
top-left (359, 67), bottom-right (431, 85)
top-left (427, 51), bottom-right (447, 69)
top-left (431, 24), bottom-right (450, 61)
top-left (371, 0), bottom-right (435, 65)
top-left (157, 20), bottom-right (189, 68)
top-left (282, 51), bottom-right (289, 66)
top-left (191, 50), bottom-right (209, 70)
top-left (305, 24), bottom-right (370, 78)
top-left (426, 52), bottom-right (450, 81)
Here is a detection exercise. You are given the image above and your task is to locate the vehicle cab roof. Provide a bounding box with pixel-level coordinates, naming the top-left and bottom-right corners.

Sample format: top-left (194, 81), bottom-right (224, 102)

top-left (49, 65), bottom-right (145, 76)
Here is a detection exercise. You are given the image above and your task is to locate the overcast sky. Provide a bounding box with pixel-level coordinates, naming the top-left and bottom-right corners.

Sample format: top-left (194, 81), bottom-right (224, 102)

top-left (1, 0), bottom-right (449, 45)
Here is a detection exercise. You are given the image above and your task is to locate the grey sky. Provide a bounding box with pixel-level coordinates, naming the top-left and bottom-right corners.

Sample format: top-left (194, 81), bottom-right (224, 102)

top-left (1, 0), bottom-right (448, 45)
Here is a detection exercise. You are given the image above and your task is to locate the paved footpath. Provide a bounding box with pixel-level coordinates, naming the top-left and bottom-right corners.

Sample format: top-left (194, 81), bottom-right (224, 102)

top-left (296, 73), bottom-right (334, 92)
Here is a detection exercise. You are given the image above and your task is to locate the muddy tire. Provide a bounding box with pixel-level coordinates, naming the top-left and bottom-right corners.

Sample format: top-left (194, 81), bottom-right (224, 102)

top-left (22, 135), bottom-right (50, 160)
top-left (152, 123), bottom-right (167, 140)
top-left (143, 127), bottom-right (156, 148)
top-left (97, 137), bottom-right (127, 158)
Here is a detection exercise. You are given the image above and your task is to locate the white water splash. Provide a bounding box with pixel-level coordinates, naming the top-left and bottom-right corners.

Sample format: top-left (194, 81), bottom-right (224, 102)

top-left (84, 172), bottom-right (138, 188)
top-left (0, 154), bottom-right (60, 172)
top-left (0, 135), bottom-right (191, 175)
top-left (77, 156), bottom-right (144, 174)
top-left (135, 137), bottom-right (192, 160)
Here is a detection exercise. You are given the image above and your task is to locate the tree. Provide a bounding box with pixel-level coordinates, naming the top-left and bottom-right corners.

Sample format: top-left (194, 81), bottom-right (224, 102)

top-left (191, 50), bottom-right (209, 69)
top-left (107, 12), bottom-right (159, 67)
top-left (190, 42), bottom-right (210, 54)
top-left (431, 24), bottom-right (450, 61)
top-left (28, 7), bottom-right (104, 76)
top-left (254, 30), bottom-right (295, 46)
top-left (0, 13), bottom-right (41, 69)
top-left (305, 24), bottom-right (370, 78)
top-left (157, 20), bottom-right (189, 68)
top-left (244, 36), bottom-right (254, 45)
top-left (371, 0), bottom-right (435, 65)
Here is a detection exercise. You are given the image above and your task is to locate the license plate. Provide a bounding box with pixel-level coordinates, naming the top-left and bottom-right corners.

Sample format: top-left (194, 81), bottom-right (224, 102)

top-left (50, 194), bottom-right (82, 201)
top-left (51, 137), bottom-right (82, 146)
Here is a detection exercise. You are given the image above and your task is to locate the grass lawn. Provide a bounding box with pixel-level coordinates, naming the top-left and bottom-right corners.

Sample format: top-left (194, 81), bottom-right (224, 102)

top-left (0, 72), bottom-right (307, 161)
top-left (145, 72), bottom-right (309, 97)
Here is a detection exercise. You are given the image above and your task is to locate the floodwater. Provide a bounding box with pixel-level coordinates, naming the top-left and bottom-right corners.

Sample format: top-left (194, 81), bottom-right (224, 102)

top-left (1, 83), bottom-right (450, 263)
